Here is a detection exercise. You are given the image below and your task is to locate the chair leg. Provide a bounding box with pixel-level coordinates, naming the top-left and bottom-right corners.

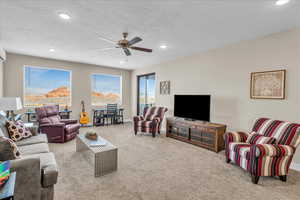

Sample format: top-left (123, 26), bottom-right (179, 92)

top-left (279, 175), bottom-right (287, 182)
top-left (251, 175), bottom-right (260, 184)
top-left (134, 130), bottom-right (137, 135)
top-left (226, 158), bottom-right (231, 163)
top-left (152, 132), bottom-right (156, 137)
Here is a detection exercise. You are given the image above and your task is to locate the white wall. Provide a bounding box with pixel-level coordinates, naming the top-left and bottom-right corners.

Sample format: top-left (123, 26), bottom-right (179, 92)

top-left (132, 28), bottom-right (300, 164)
top-left (3, 53), bottom-right (132, 121)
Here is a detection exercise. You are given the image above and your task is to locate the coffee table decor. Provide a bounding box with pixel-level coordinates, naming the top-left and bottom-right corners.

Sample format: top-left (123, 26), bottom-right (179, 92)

top-left (76, 133), bottom-right (118, 177)
top-left (85, 131), bottom-right (98, 140)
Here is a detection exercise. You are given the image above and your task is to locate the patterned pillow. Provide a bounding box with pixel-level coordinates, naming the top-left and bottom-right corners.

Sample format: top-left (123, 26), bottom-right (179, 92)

top-left (6, 120), bottom-right (32, 141)
top-left (246, 133), bottom-right (276, 145)
top-left (0, 137), bottom-right (21, 161)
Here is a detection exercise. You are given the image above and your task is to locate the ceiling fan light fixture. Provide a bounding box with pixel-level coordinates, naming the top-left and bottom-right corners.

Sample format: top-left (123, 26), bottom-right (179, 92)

top-left (275, 0), bottom-right (290, 6)
top-left (49, 48), bottom-right (55, 52)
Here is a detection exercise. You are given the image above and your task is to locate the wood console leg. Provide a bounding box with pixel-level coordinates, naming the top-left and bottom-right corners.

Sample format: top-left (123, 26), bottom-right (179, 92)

top-left (251, 175), bottom-right (260, 184)
top-left (279, 175), bottom-right (287, 182)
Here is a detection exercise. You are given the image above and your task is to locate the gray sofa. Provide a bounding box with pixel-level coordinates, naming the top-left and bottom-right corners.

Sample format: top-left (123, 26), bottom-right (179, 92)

top-left (0, 115), bottom-right (58, 200)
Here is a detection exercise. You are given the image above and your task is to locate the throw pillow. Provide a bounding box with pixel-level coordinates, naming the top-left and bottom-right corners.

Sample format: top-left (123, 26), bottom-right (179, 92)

top-left (6, 120), bottom-right (32, 142)
top-left (0, 137), bottom-right (21, 161)
top-left (246, 133), bottom-right (276, 145)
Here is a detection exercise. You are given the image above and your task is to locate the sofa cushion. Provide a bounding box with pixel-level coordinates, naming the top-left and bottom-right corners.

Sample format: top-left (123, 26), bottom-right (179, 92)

top-left (137, 120), bottom-right (152, 127)
top-left (252, 118), bottom-right (300, 146)
top-left (246, 133), bottom-right (276, 145)
top-left (15, 134), bottom-right (48, 146)
top-left (23, 152), bottom-right (58, 187)
top-left (18, 143), bottom-right (49, 155)
top-left (65, 123), bottom-right (80, 134)
top-left (40, 115), bottom-right (61, 125)
top-left (0, 136), bottom-right (21, 160)
top-left (6, 120), bottom-right (32, 142)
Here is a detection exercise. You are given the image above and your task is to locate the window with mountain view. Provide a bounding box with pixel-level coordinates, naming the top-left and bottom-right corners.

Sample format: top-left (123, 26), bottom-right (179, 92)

top-left (24, 66), bottom-right (71, 107)
top-left (91, 74), bottom-right (122, 106)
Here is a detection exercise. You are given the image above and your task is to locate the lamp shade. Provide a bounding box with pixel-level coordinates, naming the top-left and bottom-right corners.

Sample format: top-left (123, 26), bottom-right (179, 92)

top-left (0, 97), bottom-right (23, 111)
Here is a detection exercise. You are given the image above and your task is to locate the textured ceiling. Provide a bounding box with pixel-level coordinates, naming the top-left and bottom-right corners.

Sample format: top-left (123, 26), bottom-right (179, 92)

top-left (0, 0), bottom-right (300, 70)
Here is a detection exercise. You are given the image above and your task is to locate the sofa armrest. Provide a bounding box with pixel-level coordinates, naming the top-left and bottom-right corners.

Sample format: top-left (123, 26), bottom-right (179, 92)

top-left (39, 123), bottom-right (65, 142)
top-left (133, 116), bottom-right (144, 122)
top-left (224, 131), bottom-right (249, 143)
top-left (152, 117), bottom-right (161, 124)
top-left (10, 157), bottom-right (41, 200)
top-left (252, 144), bottom-right (295, 157)
top-left (60, 119), bottom-right (78, 125)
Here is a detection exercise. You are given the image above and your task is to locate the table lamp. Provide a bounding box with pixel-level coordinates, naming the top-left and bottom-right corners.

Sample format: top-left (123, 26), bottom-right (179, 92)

top-left (0, 97), bottom-right (23, 120)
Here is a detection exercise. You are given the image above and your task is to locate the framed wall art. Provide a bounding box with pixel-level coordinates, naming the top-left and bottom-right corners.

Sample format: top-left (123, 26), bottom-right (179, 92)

top-left (250, 69), bottom-right (286, 99)
top-left (160, 81), bottom-right (170, 95)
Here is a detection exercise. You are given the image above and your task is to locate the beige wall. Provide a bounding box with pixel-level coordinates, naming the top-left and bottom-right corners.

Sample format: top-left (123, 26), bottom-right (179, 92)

top-left (132, 28), bottom-right (300, 164)
top-left (4, 53), bottom-right (132, 121)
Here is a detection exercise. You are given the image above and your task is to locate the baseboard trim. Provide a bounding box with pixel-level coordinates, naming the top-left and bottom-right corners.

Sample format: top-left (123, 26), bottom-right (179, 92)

top-left (290, 162), bottom-right (300, 172)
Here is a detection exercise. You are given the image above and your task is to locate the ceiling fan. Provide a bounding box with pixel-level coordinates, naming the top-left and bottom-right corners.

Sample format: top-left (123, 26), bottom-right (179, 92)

top-left (97, 32), bottom-right (153, 56)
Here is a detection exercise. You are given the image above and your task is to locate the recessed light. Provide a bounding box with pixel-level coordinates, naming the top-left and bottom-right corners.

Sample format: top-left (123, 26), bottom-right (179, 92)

top-left (120, 61), bottom-right (125, 64)
top-left (160, 45), bottom-right (168, 49)
top-left (275, 0), bottom-right (290, 6)
top-left (58, 12), bottom-right (71, 20)
top-left (49, 48), bottom-right (55, 52)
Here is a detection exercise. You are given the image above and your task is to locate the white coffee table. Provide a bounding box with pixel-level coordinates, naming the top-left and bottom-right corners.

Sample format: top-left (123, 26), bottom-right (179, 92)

top-left (76, 133), bottom-right (118, 177)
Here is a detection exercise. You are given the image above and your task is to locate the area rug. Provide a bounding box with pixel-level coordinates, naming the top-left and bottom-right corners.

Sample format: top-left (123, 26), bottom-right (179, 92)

top-left (49, 123), bottom-right (300, 200)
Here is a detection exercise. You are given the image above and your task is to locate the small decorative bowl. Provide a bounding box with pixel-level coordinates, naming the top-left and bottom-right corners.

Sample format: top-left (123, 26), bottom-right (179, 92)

top-left (85, 132), bottom-right (98, 140)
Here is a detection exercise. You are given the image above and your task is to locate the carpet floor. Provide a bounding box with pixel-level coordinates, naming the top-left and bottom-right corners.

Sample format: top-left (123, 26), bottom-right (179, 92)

top-left (49, 123), bottom-right (300, 200)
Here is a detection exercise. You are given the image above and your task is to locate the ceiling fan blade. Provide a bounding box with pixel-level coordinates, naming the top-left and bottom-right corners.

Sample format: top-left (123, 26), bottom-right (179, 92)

top-left (128, 37), bottom-right (142, 46)
top-left (130, 46), bottom-right (153, 52)
top-left (123, 48), bottom-right (131, 56)
top-left (95, 47), bottom-right (118, 51)
top-left (98, 35), bottom-right (116, 44)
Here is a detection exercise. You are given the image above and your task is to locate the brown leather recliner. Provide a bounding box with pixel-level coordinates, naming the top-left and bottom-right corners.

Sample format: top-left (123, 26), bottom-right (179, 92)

top-left (35, 105), bottom-right (80, 143)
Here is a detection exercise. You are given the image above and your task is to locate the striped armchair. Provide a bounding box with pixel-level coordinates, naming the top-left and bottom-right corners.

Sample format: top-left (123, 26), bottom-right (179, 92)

top-left (224, 118), bottom-right (300, 184)
top-left (133, 107), bottom-right (168, 137)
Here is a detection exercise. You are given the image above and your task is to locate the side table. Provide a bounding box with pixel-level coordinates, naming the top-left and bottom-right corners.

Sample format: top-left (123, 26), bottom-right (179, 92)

top-left (0, 172), bottom-right (16, 200)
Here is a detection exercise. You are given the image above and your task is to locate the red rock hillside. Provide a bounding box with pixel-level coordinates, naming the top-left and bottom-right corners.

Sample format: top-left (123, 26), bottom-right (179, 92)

top-left (45, 86), bottom-right (70, 98)
top-left (92, 91), bottom-right (119, 100)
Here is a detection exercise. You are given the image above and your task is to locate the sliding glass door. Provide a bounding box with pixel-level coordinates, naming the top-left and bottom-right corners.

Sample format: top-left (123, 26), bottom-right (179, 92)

top-left (137, 73), bottom-right (155, 115)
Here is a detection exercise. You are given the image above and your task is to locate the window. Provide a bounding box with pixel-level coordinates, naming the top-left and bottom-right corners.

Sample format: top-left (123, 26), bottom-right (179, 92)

top-left (24, 66), bottom-right (71, 107)
top-left (91, 74), bottom-right (122, 106)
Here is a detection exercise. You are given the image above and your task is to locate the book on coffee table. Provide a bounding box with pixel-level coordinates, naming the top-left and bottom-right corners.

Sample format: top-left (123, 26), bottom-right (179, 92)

top-left (88, 139), bottom-right (107, 147)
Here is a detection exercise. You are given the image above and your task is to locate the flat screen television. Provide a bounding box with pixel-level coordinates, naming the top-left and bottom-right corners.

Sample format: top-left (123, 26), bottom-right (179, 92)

top-left (174, 95), bottom-right (210, 121)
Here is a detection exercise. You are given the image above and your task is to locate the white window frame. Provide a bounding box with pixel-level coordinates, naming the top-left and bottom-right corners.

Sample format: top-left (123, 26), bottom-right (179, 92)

top-left (23, 65), bottom-right (72, 107)
top-left (90, 73), bottom-right (122, 106)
